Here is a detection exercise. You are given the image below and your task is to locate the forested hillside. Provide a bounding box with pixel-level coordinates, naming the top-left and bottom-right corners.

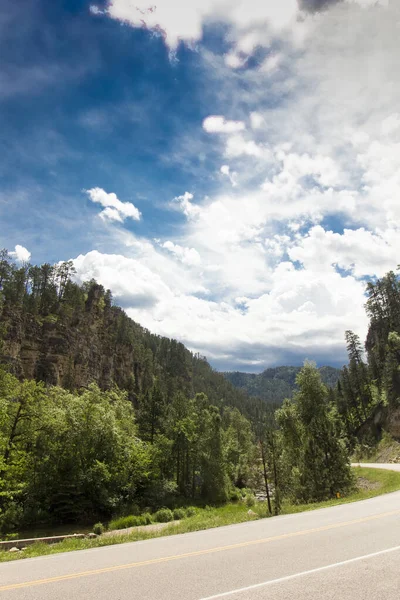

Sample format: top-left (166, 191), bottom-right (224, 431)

top-left (224, 366), bottom-right (341, 404)
top-left (0, 250), bottom-right (252, 413)
top-left (334, 270), bottom-right (400, 442)
top-left (0, 250), bottom-right (266, 533)
top-left (1, 248), bottom-right (399, 537)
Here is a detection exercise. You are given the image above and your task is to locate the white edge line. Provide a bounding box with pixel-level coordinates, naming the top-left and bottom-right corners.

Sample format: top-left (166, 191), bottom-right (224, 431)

top-left (197, 544), bottom-right (400, 600)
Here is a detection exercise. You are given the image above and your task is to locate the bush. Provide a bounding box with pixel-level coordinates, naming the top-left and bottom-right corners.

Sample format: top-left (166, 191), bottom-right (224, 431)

top-left (229, 489), bottom-right (241, 502)
top-left (142, 512), bottom-right (153, 525)
top-left (108, 515), bottom-right (139, 530)
top-left (93, 522), bottom-right (105, 535)
top-left (172, 508), bottom-right (186, 520)
top-left (185, 506), bottom-right (197, 517)
top-left (154, 508), bottom-right (174, 523)
top-left (0, 502), bottom-right (23, 535)
top-left (245, 494), bottom-right (255, 507)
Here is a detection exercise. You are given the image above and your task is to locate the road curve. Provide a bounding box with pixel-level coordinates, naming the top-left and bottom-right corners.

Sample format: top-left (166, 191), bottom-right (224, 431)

top-left (1, 466), bottom-right (400, 600)
top-left (352, 462), bottom-right (400, 472)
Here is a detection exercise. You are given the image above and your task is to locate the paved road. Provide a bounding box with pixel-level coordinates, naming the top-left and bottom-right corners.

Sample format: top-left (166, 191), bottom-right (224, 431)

top-left (353, 462), bottom-right (400, 472)
top-left (1, 464), bottom-right (400, 600)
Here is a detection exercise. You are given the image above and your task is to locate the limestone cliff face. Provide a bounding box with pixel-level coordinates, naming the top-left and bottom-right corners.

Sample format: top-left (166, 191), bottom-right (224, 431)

top-left (1, 298), bottom-right (143, 395)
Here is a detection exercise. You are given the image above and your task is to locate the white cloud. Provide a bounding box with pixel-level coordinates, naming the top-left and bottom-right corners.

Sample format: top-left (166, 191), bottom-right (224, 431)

top-left (72, 246), bottom-right (368, 369)
top-left (85, 187), bottom-right (141, 223)
top-left (74, 250), bottom-right (171, 308)
top-left (94, 0), bottom-right (299, 51)
top-left (160, 240), bottom-right (201, 266)
top-left (89, 5), bottom-right (103, 15)
top-left (81, 0), bottom-right (399, 369)
top-left (346, 0), bottom-right (388, 6)
top-left (225, 135), bottom-right (270, 159)
top-left (173, 192), bottom-right (202, 220)
top-left (289, 225), bottom-right (400, 278)
top-left (99, 207), bottom-right (124, 223)
top-left (220, 165), bottom-right (238, 187)
top-left (224, 53), bottom-right (247, 70)
top-left (203, 116), bottom-right (245, 134)
top-left (250, 112), bottom-right (264, 130)
top-left (259, 53), bottom-right (282, 74)
top-left (10, 245), bottom-right (31, 263)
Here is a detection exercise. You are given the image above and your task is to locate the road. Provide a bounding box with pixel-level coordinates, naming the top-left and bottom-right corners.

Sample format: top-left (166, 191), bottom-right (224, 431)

top-left (1, 464), bottom-right (399, 600)
top-left (353, 462), bottom-right (400, 472)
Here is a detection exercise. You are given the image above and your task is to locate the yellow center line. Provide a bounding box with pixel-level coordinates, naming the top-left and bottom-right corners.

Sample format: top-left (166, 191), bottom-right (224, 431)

top-left (1, 508), bottom-right (400, 593)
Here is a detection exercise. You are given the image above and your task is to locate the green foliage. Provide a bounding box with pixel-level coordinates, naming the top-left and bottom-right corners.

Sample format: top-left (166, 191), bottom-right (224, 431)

top-left (142, 512), bottom-right (153, 525)
top-left (276, 362), bottom-right (353, 503)
top-left (107, 513), bottom-right (154, 530)
top-left (3, 249), bottom-right (394, 536)
top-left (229, 489), bottom-right (241, 502)
top-left (0, 250), bottom-right (261, 533)
top-left (185, 506), bottom-right (197, 517)
top-left (224, 366), bottom-right (341, 405)
top-left (3, 468), bottom-right (400, 563)
top-left (0, 370), bottom-right (153, 533)
top-left (245, 494), bottom-right (255, 507)
top-left (108, 515), bottom-right (139, 530)
top-left (93, 522), bottom-right (105, 535)
top-left (172, 508), bottom-right (186, 520)
top-left (154, 508), bottom-right (174, 523)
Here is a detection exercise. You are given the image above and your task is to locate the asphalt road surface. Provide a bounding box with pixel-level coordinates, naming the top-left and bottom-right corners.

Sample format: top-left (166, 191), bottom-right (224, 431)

top-left (1, 464), bottom-right (400, 600)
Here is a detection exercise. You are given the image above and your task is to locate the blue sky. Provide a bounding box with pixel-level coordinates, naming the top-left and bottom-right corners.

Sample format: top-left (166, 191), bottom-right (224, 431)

top-left (1, 0), bottom-right (399, 371)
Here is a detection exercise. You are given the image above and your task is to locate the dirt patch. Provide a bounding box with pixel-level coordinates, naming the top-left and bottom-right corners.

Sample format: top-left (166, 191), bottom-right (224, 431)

top-left (104, 520), bottom-right (181, 538)
top-left (357, 477), bottom-right (381, 491)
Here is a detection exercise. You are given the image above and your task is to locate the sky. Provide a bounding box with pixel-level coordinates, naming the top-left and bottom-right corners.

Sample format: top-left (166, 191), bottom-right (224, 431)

top-left (1, 0), bottom-right (400, 372)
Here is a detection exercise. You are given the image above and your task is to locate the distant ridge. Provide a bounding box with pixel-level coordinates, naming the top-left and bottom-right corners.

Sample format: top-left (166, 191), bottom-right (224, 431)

top-left (223, 365), bottom-right (341, 404)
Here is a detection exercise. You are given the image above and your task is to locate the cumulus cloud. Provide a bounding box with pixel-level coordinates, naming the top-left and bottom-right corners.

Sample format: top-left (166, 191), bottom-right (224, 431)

top-left (10, 245), bottom-right (31, 263)
top-left (203, 116), bottom-right (245, 134)
top-left (160, 240), bottom-right (201, 266)
top-left (72, 246), bottom-right (368, 370)
top-left (74, 250), bottom-right (170, 308)
top-left (173, 192), bottom-right (202, 220)
top-left (82, 0), bottom-right (399, 370)
top-left (289, 226), bottom-right (400, 278)
top-left (85, 187), bottom-right (141, 223)
top-left (93, 0), bottom-right (300, 51)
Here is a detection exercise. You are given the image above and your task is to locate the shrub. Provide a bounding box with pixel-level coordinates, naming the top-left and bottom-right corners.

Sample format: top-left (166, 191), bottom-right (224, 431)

top-left (172, 508), bottom-right (186, 520)
top-left (245, 494), bottom-right (255, 507)
top-left (108, 515), bottom-right (139, 530)
top-left (142, 512), bottom-right (153, 525)
top-left (154, 508), bottom-right (174, 523)
top-left (185, 506), bottom-right (197, 517)
top-left (229, 489), bottom-right (241, 502)
top-left (93, 522), bottom-right (105, 535)
top-left (0, 502), bottom-right (23, 535)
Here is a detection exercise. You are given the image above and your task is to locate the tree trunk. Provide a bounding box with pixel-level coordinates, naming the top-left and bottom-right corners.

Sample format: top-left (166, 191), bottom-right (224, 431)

top-left (259, 441), bottom-right (272, 515)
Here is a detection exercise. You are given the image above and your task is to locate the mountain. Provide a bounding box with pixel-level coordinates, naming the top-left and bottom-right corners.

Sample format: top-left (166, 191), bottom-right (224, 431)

top-left (0, 255), bottom-right (254, 415)
top-left (224, 366), bottom-right (341, 404)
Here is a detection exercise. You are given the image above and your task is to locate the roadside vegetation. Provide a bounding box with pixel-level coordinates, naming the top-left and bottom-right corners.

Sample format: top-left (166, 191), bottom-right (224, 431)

top-left (353, 432), bottom-right (400, 464)
top-left (1, 467), bottom-right (400, 563)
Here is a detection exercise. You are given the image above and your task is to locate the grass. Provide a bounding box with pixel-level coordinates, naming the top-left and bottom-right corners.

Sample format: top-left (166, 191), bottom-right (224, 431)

top-left (280, 467), bottom-right (400, 515)
top-left (2, 467), bottom-right (400, 563)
